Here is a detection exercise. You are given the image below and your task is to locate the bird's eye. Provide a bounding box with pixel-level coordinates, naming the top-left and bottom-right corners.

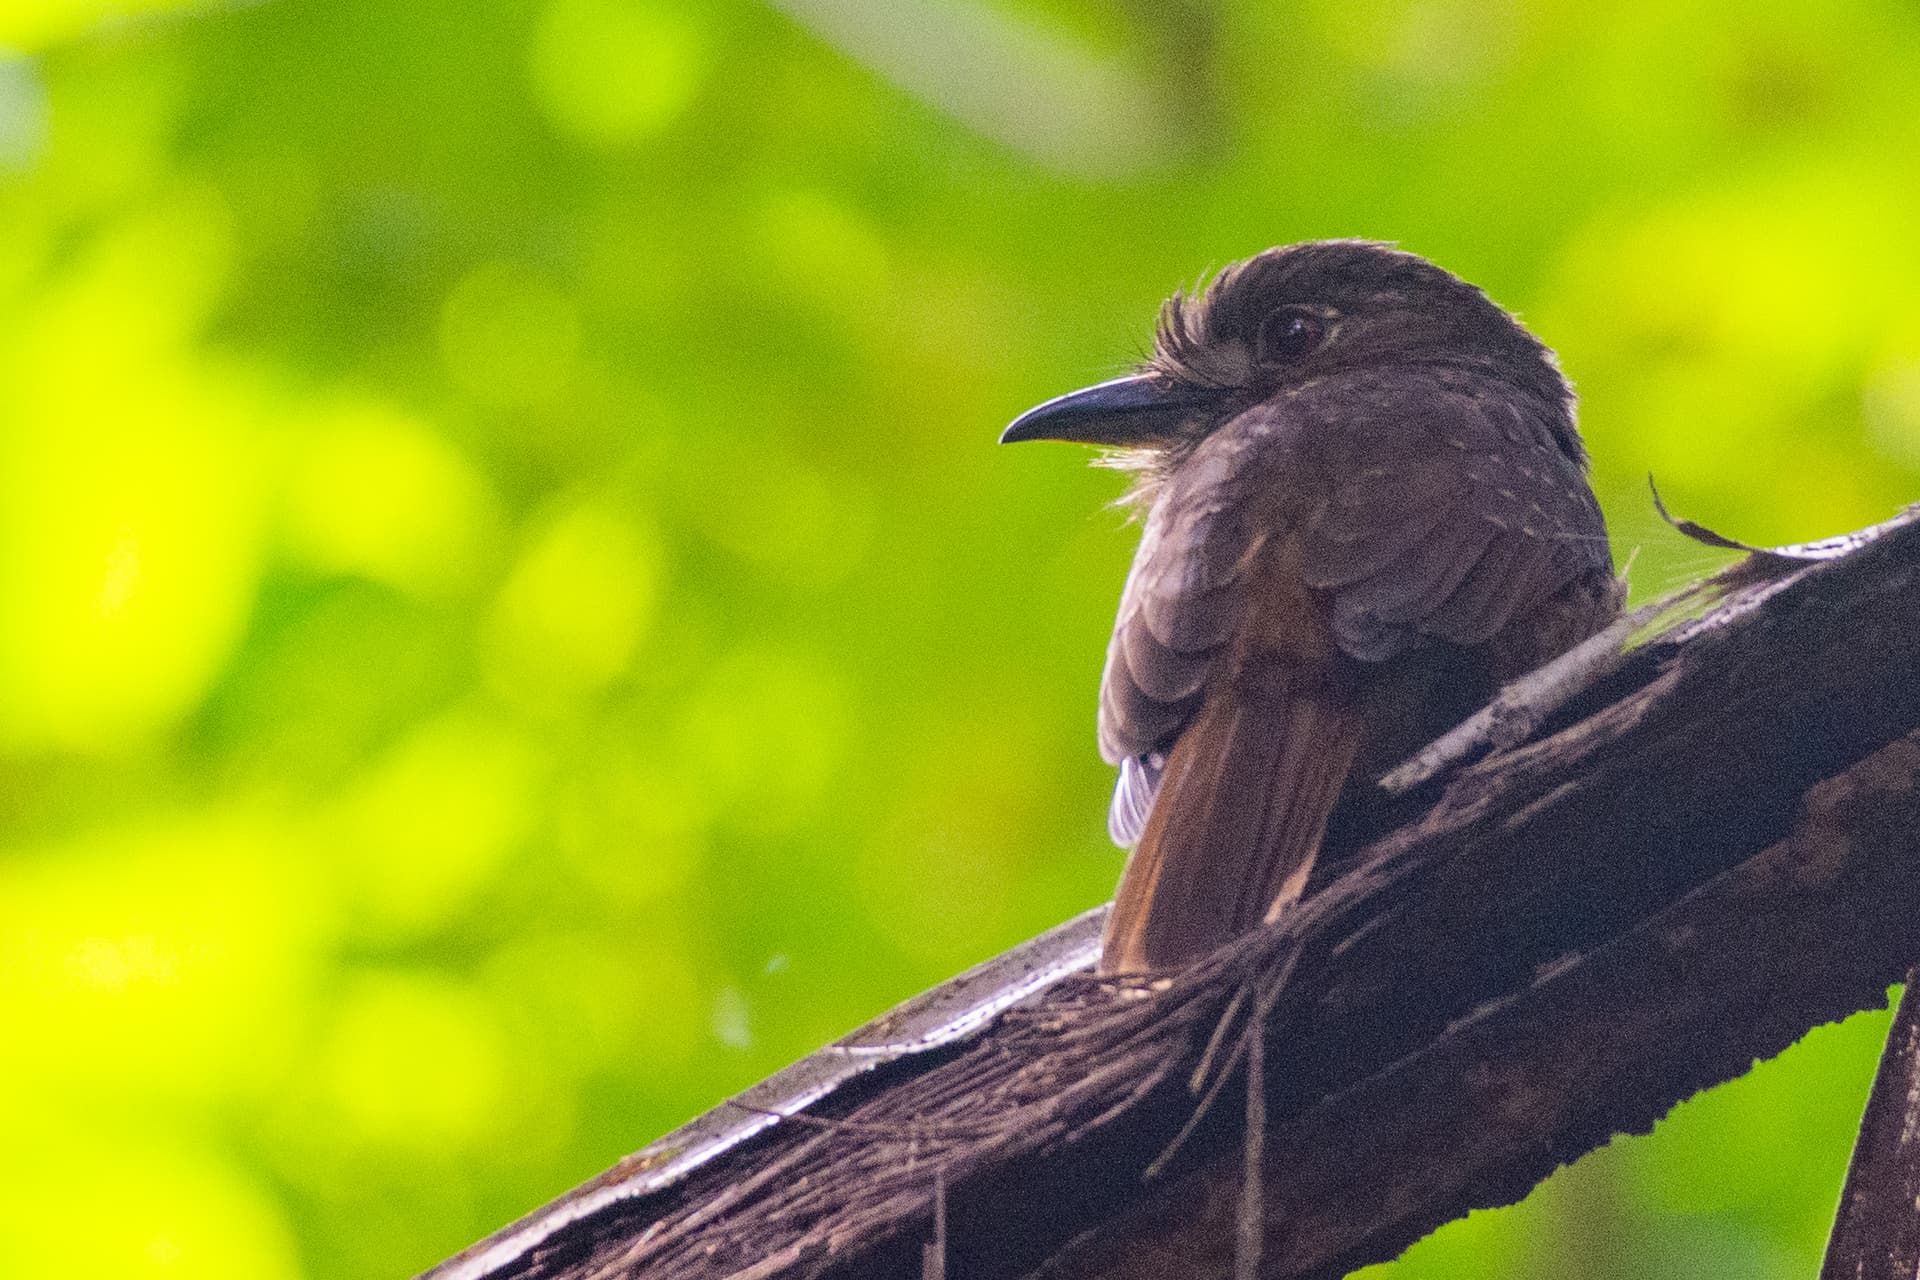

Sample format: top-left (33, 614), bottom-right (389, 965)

top-left (1255, 308), bottom-right (1327, 366)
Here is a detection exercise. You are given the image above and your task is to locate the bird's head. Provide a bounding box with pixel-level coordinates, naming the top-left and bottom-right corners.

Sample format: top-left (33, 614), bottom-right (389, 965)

top-left (1001, 240), bottom-right (1577, 470)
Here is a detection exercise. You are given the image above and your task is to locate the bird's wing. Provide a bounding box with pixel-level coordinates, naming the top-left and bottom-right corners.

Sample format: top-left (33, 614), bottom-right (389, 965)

top-left (1097, 439), bottom-right (1260, 846)
top-left (1297, 383), bottom-right (1613, 664)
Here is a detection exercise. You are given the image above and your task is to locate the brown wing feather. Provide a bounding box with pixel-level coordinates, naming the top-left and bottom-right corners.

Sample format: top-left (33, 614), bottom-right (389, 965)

top-left (1098, 431), bottom-right (1264, 851)
top-left (1302, 380), bottom-right (1614, 661)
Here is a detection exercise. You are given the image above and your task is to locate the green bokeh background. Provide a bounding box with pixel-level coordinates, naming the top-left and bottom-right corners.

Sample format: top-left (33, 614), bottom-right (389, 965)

top-left (2, 0), bottom-right (1917, 1276)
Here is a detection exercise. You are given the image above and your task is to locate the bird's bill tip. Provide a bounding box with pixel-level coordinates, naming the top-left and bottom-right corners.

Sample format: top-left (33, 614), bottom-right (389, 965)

top-left (999, 373), bottom-right (1197, 446)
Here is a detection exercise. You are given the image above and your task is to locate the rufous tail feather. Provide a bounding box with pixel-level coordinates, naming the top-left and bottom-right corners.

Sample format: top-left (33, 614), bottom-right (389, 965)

top-left (1099, 678), bottom-right (1362, 975)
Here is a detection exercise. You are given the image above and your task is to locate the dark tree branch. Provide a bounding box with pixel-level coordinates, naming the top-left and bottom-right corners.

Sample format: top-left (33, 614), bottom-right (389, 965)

top-left (1822, 971), bottom-right (1920, 1280)
top-left (424, 506), bottom-right (1920, 1280)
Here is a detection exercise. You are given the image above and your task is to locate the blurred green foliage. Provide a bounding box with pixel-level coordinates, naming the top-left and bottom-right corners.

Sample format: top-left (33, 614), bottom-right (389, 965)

top-left (1, 0), bottom-right (1917, 1276)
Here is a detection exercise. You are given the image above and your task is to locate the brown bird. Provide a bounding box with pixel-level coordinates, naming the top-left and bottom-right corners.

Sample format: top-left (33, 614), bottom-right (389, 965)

top-left (1003, 241), bottom-right (1621, 975)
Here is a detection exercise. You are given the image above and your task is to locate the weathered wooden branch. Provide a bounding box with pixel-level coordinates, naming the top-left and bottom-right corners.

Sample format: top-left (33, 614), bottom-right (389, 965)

top-left (425, 506), bottom-right (1920, 1280)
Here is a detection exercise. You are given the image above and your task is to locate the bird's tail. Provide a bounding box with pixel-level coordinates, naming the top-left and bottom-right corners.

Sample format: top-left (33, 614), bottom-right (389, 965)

top-left (1098, 672), bottom-right (1363, 975)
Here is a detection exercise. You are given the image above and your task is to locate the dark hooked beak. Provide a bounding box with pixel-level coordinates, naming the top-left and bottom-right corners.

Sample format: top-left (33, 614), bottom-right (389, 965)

top-left (1000, 373), bottom-right (1207, 446)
